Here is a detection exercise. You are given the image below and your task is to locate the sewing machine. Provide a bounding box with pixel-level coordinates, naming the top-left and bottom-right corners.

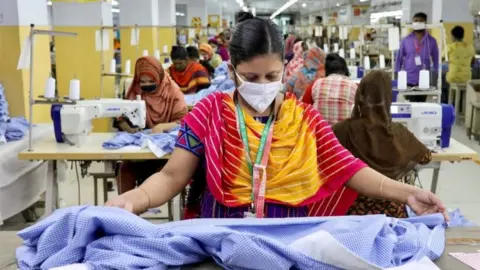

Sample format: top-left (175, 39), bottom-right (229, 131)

top-left (51, 99), bottom-right (146, 146)
top-left (391, 102), bottom-right (455, 149)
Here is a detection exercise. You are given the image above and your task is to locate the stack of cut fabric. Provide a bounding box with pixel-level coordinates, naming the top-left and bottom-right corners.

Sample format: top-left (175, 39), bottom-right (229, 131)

top-left (0, 84), bottom-right (31, 145)
top-left (16, 205), bottom-right (447, 270)
top-left (102, 127), bottom-right (179, 158)
top-left (0, 84), bottom-right (9, 144)
top-left (184, 62), bottom-right (235, 106)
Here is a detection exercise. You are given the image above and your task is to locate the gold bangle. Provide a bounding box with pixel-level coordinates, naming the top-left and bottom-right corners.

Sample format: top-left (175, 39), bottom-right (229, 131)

top-left (138, 187), bottom-right (151, 211)
top-left (380, 178), bottom-right (386, 197)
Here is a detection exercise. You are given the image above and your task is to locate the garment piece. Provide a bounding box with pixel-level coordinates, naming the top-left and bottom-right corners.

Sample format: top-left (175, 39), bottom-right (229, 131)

top-left (5, 117), bottom-right (29, 142)
top-left (407, 206), bottom-right (477, 227)
top-left (311, 74), bottom-right (358, 125)
top-left (449, 253), bottom-right (480, 269)
top-left (332, 71), bottom-right (431, 218)
top-left (446, 41), bottom-right (475, 83)
top-left (16, 206), bottom-right (447, 270)
top-left (183, 92), bottom-right (366, 216)
top-left (395, 32), bottom-right (439, 85)
top-left (169, 62), bottom-right (211, 94)
top-left (102, 128), bottom-right (178, 157)
top-left (286, 47), bottom-right (326, 99)
top-left (125, 56), bottom-right (188, 128)
top-left (284, 42), bottom-right (305, 81)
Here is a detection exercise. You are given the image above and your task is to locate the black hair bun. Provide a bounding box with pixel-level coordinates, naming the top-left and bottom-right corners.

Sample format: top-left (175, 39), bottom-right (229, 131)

top-left (236, 11), bottom-right (254, 23)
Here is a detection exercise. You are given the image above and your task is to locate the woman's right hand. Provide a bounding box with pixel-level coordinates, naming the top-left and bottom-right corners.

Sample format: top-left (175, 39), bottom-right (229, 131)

top-left (105, 196), bottom-right (135, 213)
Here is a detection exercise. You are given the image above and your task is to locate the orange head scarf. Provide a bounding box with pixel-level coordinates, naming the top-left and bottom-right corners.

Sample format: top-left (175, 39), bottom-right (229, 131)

top-left (199, 43), bottom-right (213, 59)
top-left (126, 56), bottom-right (188, 128)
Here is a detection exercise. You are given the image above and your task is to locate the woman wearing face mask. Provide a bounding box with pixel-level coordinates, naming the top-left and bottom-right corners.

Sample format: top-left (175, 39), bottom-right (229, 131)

top-left (106, 12), bottom-right (448, 222)
top-left (284, 41), bottom-right (306, 81)
top-left (116, 56), bottom-right (188, 194)
top-left (169, 46), bottom-right (211, 94)
top-left (199, 43), bottom-right (223, 69)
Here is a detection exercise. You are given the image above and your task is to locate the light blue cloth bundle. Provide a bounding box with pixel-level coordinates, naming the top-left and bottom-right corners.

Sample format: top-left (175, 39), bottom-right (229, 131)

top-left (0, 83), bottom-right (10, 123)
top-left (16, 205), bottom-right (446, 270)
top-left (184, 62), bottom-right (235, 106)
top-left (102, 127), bottom-right (179, 153)
top-left (5, 117), bottom-right (29, 141)
top-left (406, 206), bottom-right (476, 227)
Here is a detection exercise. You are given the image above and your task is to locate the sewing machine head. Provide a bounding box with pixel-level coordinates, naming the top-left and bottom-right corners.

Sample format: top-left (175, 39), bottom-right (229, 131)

top-left (51, 99), bottom-right (146, 146)
top-left (391, 102), bottom-right (455, 149)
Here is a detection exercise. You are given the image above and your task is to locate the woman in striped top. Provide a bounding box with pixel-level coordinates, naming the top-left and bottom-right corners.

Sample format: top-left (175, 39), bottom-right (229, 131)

top-left (106, 12), bottom-right (448, 221)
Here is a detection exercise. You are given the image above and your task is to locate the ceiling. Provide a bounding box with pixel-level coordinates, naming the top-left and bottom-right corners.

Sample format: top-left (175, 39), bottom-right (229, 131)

top-left (220, 0), bottom-right (371, 15)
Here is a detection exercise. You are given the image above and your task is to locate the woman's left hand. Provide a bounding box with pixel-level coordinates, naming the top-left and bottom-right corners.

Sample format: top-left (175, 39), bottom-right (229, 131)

top-left (407, 189), bottom-right (449, 221)
top-left (152, 124), bottom-right (168, 134)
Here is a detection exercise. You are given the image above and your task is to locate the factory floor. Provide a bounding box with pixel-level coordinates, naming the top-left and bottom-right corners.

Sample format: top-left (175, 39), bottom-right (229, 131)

top-left (2, 122), bottom-right (480, 231)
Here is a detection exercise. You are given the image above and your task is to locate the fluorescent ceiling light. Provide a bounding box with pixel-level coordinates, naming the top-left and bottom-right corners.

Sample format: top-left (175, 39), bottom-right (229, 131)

top-left (176, 12), bottom-right (185, 16)
top-left (371, 10), bottom-right (402, 19)
top-left (47, 1), bottom-right (52, 5)
top-left (112, 8), bottom-right (120, 13)
top-left (359, 0), bottom-right (368, 2)
top-left (270, 0), bottom-right (299, 19)
top-left (112, 0), bottom-right (119, 6)
top-left (242, 6), bottom-right (248, 12)
top-left (336, 3), bottom-right (340, 7)
top-left (302, 3), bottom-right (306, 8)
top-left (251, 7), bottom-right (256, 16)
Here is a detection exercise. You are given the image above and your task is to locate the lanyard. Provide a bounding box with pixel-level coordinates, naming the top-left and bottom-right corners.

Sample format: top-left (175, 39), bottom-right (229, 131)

top-left (235, 101), bottom-right (274, 218)
top-left (413, 38), bottom-right (422, 54)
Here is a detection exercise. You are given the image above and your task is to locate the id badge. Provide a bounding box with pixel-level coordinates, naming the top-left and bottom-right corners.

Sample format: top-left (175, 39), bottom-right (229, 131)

top-left (415, 56), bottom-right (422, 66)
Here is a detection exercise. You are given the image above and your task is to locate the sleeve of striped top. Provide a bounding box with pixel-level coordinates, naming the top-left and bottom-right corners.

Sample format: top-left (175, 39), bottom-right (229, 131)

top-left (314, 109), bottom-right (367, 189)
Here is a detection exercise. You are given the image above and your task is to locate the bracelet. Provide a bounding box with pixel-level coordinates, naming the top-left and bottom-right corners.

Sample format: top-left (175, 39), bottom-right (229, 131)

top-left (138, 187), bottom-right (151, 211)
top-left (380, 178), bottom-right (386, 197)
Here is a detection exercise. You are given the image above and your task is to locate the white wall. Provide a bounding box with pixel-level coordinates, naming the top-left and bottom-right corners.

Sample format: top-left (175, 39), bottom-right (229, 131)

top-left (442, 0), bottom-right (473, 22)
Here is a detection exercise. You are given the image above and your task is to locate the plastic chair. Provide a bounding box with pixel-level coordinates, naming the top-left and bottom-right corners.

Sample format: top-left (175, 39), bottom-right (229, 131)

top-left (449, 82), bottom-right (468, 117)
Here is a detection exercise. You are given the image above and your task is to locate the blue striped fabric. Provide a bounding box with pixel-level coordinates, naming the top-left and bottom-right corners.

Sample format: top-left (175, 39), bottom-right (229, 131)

top-left (16, 206), bottom-right (446, 270)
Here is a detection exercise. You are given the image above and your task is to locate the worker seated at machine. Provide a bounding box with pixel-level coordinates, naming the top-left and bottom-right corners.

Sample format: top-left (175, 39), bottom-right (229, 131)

top-left (169, 46), bottom-right (211, 94)
top-left (333, 71), bottom-right (432, 218)
top-left (115, 56), bottom-right (188, 194)
top-left (187, 46), bottom-right (215, 77)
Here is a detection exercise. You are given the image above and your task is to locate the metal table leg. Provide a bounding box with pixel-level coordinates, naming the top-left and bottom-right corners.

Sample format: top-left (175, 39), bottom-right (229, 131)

top-left (44, 160), bottom-right (58, 217)
top-left (430, 161), bottom-right (441, 194)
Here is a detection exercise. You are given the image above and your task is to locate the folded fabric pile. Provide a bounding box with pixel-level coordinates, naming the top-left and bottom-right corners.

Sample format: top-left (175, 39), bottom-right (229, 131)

top-left (17, 205), bottom-right (446, 270)
top-left (184, 62), bottom-right (235, 106)
top-left (0, 84), bottom-right (31, 145)
top-left (102, 127), bottom-right (179, 157)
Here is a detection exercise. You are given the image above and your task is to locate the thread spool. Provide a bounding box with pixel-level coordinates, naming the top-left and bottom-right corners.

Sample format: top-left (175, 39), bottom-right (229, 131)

top-left (364, 56), bottom-right (371, 70)
top-left (154, 49), bottom-right (161, 60)
top-left (333, 43), bottom-right (339, 52)
top-left (109, 59), bottom-right (116, 73)
top-left (323, 44), bottom-right (329, 54)
top-left (163, 45), bottom-right (168, 54)
top-left (142, 49), bottom-right (148, 57)
top-left (69, 78), bottom-right (80, 100)
top-left (379, 54), bottom-right (386, 69)
top-left (397, 70), bottom-right (407, 90)
top-left (349, 48), bottom-right (355, 59)
top-left (419, 69), bottom-right (430, 89)
top-left (44, 77), bottom-right (56, 99)
top-left (338, 48), bottom-right (345, 58)
top-left (124, 59), bottom-right (131, 74)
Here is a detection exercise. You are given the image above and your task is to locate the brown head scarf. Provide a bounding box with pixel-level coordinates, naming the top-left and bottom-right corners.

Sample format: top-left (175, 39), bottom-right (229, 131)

top-left (126, 56), bottom-right (188, 128)
top-left (332, 70), bottom-right (430, 179)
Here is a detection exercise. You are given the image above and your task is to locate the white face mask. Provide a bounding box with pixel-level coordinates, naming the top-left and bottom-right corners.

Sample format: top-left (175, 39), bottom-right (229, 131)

top-left (412, 22), bottom-right (426, 31)
top-left (234, 71), bottom-right (283, 113)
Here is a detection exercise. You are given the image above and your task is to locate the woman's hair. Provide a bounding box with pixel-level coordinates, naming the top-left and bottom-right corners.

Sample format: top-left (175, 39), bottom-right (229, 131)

top-left (451, 26), bottom-right (465, 40)
top-left (325, 53), bottom-right (349, 77)
top-left (171, 46), bottom-right (188, 60)
top-left (186, 46), bottom-right (200, 59)
top-left (229, 11), bottom-right (285, 67)
top-left (294, 37), bottom-right (303, 44)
